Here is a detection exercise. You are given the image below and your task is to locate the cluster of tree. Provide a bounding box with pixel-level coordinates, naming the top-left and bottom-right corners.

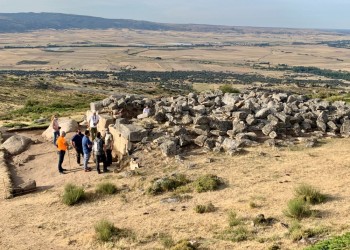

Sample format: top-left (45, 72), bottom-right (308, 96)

top-left (271, 65), bottom-right (350, 81)
top-left (320, 40), bottom-right (350, 49)
top-left (0, 69), bottom-right (344, 88)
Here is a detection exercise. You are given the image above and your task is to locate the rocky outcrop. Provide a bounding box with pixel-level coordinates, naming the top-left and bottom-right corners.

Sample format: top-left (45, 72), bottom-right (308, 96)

top-left (0, 149), bottom-right (13, 199)
top-left (90, 90), bottom-right (350, 157)
top-left (1, 134), bottom-right (32, 155)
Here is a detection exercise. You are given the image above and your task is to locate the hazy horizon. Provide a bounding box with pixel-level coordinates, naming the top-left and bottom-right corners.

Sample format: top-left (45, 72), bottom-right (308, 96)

top-left (0, 0), bottom-right (350, 30)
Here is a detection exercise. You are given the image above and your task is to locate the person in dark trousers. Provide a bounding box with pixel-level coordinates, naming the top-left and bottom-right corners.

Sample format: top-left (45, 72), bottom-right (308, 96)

top-left (71, 129), bottom-right (84, 165)
top-left (104, 127), bottom-right (114, 167)
top-left (56, 131), bottom-right (69, 174)
top-left (82, 130), bottom-right (92, 172)
top-left (93, 132), bottom-right (108, 174)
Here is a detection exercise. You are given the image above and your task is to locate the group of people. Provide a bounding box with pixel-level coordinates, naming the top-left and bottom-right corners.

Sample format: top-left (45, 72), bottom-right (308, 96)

top-left (52, 112), bottom-right (114, 175)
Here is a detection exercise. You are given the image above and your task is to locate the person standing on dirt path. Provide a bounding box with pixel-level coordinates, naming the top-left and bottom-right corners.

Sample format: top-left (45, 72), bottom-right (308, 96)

top-left (56, 131), bottom-right (69, 174)
top-left (71, 129), bottom-right (84, 166)
top-left (104, 127), bottom-right (114, 167)
top-left (93, 132), bottom-right (108, 174)
top-left (52, 114), bottom-right (60, 146)
top-left (89, 111), bottom-right (99, 141)
top-left (82, 130), bottom-right (92, 172)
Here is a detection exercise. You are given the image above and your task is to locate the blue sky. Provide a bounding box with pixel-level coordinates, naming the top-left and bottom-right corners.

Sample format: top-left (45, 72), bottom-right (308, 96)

top-left (0, 0), bottom-right (349, 29)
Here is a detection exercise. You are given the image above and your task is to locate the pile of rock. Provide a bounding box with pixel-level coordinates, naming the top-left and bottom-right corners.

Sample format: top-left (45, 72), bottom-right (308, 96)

top-left (91, 90), bottom-right (350, 157)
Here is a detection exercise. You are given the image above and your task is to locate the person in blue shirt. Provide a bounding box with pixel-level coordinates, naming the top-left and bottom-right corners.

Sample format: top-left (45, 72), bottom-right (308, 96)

top-left (82, 130), bottom-right (92, 172)
top-left (71, 129), bottom-right (84, 166)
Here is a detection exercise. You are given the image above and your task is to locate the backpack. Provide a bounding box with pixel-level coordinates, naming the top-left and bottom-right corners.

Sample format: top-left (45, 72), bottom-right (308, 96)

top-left (93, 138), bottom-right (103, 154)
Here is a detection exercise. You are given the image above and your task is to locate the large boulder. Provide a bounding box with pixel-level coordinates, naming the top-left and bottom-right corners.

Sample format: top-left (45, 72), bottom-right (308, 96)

top-left (42, 118), bottom-right (79, 141)
top-left (115, 123), bottom-right (148, 142)
top-left (2, 134), bottom-right (32, 155)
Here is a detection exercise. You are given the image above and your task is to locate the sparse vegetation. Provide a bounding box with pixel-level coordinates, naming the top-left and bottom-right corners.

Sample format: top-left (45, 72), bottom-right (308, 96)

top-left (219, 84), bottom-right (240, 94)
top-left (147, 174), bottom-right (191, 195)
top-left (170, 239), bottom-right (197, 250)
top-left (288, 221), bottom-right (330, 242)
top-left (305, 232), bottom-right (350, 250)
top-left (194, 202), bottom-right (215, 214)
top-left (284, 198), bottom-right (312, 220)
top-left (94, 219), bottom-right (135, 243)
top-left (62, 184), bottom-right (85, 206)
top-left (295, 184), bottom-right (327, 205)
top-left (95, 219), bottom-right (117, 242)
top-left (96, 182), bottom-right (117, 195)
top-left (193, 174), bottom-right (223, 193)
top-left (228, 210), bottom-right (242, 227)
top-left (215, 226), bottom-right (250, 242)
top-left (159, 233), bottom-right (175, 248)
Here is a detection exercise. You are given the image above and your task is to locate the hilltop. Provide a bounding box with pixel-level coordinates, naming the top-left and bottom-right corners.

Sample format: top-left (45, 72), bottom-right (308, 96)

top-left (0, 12), bottom-right (349, 34)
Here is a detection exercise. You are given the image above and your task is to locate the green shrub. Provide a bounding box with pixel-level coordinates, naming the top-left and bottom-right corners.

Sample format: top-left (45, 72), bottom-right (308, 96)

top-left (159, 233), bottom-right (175, 248)
top-left (3, 122), bottom-right (28, 128)
top-left (95, 219), bottom-right (117, 242)
top-left (194, 202), bottom-right (216, 214)
top-left (215, 226), bottom-right (249, 242)
top-left (193, 174), bottom-right (223, 193)
top-left (147, 174), bottom-right (190, 195)
top-left (96, 182), bottom-right (117, 195)
top-left (219, 84), bottom-right (240, 94)
top-left (94, 219), bottom-right (135, 243)
top-left (62, 184), bottom-right (85, 206)
top-left (305, 232), bottom-right (350, 250)
top-left (228, 210), bottom-right (242, 227)
top-left (170, 239), bottom-right (197, 250)
top-left (288, 221), bottom-right (329, 242)
top-left (295, 184), bottom-right (326, 205)
top-left (284, 198), bottom-right (311, 220)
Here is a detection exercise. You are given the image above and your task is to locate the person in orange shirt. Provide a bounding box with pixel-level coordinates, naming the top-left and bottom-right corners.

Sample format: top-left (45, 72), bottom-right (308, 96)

top-left (56, 131), bottom-right (69, 174)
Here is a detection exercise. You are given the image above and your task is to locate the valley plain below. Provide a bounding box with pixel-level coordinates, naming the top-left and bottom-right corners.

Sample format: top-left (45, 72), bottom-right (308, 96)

top-left (0, 26), bottom-right (350, 250)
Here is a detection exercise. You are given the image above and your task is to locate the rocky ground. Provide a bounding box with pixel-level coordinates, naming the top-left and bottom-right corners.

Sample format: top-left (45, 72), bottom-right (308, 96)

top-left (0, 128), bottom-right (350, 249)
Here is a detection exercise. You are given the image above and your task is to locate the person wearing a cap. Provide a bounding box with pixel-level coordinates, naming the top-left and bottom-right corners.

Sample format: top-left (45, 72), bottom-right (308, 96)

top-left (89, 111), bottom-right (100, 141)
top-left (56, 131), bottom-right (69, 174)
top-left (104, 127), bottom-right (114, 167)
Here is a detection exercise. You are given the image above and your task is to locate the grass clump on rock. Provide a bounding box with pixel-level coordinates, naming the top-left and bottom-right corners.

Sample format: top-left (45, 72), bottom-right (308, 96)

top-left (170, 239), bottom-right (198, 250)
top-left (295, 184), bottom-right (327, 205)
top-left (62, 184), bottom-right (85, 206)
top-left (96, 182), bottom-right (117, 195)
top-left (193, 174), bottom-right (223, 193)
top-left (147, 174), bottom-right (190, 195)
top-left (284, 198), bottom-right (312, 220)
top-left (194, 202), bottom-right (216, 214)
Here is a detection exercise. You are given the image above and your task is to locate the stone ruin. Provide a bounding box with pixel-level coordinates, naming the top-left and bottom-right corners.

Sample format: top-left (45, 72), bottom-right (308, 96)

top-left (89, 90), bottom-right (350, 158)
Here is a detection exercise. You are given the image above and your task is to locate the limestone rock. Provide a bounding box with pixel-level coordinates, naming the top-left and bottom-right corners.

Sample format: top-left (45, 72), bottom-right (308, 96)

top-left (2, 135), bottom-right (32, 155)
top-left (160, 140), bottom-right (177, 156)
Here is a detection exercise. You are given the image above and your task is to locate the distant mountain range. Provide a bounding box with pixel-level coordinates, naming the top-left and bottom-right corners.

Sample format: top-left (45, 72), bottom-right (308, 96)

top-left (0, 12), bottom-right (238, 33)
top-left (0, 12), bottom-right (348, 34)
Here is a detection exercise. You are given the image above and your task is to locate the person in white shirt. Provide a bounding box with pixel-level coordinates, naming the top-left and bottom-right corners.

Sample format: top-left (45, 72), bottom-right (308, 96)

top-left (89, 111), bottom-right (100, 141)
top-left (137, 105), bottom-right (151, 119)
top-left (51, 114), bottom-right (60, 146)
